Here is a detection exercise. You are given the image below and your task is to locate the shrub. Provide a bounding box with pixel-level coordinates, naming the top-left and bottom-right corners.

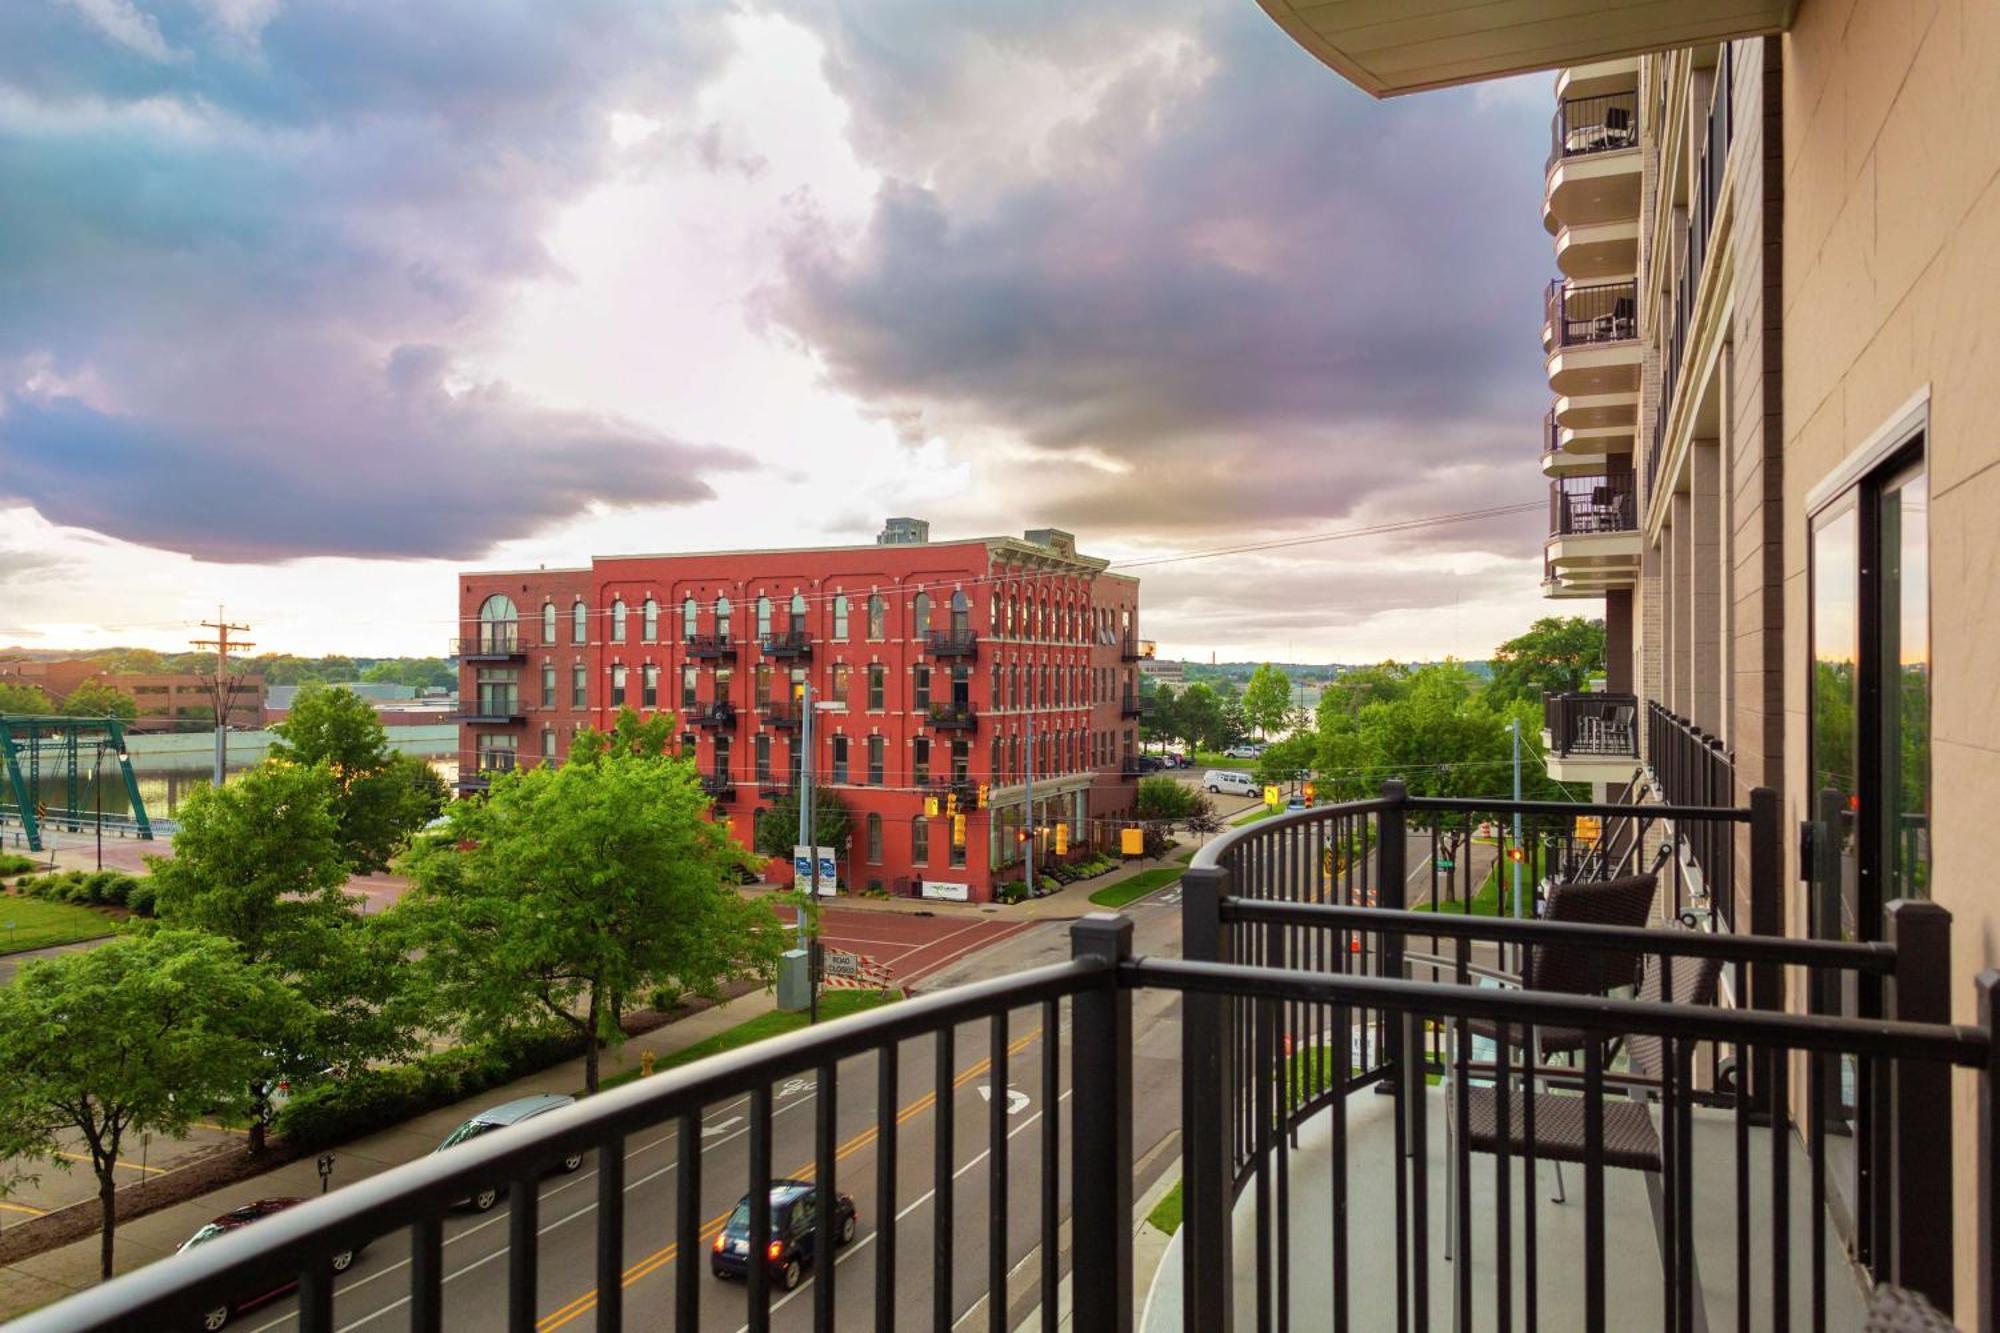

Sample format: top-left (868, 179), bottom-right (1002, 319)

top-left (125, 882), bottom-right (157, 917)
top-left (11, 869), bottom-right (147, 911)
top-left (0, 853), bottom-right (36, 877)
top-left (996, 880), bottom-right (1028, 904)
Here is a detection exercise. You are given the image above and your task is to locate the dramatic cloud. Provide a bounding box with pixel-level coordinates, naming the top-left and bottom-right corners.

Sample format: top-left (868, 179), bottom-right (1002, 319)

top-left (762, 3), bottom-right (1554, 544)
top-left (0, 0), bottom-right (749, 561)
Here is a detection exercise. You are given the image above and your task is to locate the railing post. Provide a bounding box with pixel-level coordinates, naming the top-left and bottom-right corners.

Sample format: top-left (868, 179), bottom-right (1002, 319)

top-left (1180, 867), bottom-right (1235, 1333)
top-left (1071, 913), bottom-right (1134, 1333)
top-left (1885, 899), bottom-right (1954, 1314)
top-left (1977, 970), bottom-right (2000, 1332)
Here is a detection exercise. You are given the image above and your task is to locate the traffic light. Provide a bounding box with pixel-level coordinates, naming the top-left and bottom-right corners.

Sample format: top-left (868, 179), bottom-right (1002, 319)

top-left (1017, 827), bottom-right (1030, 844)
top-left (1507, 845), bottom-right (1526, 863)
top-left (952, 813), bottom-right (967, 848)
top-left (976, 782), bottom-right (989, 809)
top-left (945, 791), bottom-right (959, 817)
top-left (923, 796), bottom-right (939, 818)
top-left (1302, 781), bottom-right (1317, 806)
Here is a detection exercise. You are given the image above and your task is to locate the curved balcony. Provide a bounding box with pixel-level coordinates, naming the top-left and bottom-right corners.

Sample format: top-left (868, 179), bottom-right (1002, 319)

top-left (1545, 91), bottom-right (1640, 234)
top-left (1544, 473), bottom-right (1640, 595)
top-left (1553, 217), bottom-right (1638, 281)
top-left (1545, 279), bottom-right (1639, 397)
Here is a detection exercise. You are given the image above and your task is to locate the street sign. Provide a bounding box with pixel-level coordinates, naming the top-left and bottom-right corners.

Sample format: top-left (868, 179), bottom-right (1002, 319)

top-left (1263, 785), bottom-right (1282, 808)
top-left (791, 845), bottom-right (837, 895)
top-left (1435, 857), bottom-right (1455, 872)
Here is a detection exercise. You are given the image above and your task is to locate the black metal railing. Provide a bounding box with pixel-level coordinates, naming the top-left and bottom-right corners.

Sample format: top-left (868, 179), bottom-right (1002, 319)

top-left (16, 785), bottom-right (1997, 1333)
top-left (923, 629), bottom-right (979, 658)
top-left (1648, 701), bottom-right (1738, 904)
top-left (1546, 278), bottom-right (1638, 349)
top-left (1548, 90), bottom-right (1639, 167)
top-left (1544, 690), bottom-right (1639, 760)
top-left (699, 772), bottom-right (735, 802)
top-left (1119, 637), bottom-right (1143, 663)
top-left (760, 630), bottom-right (813, 659)
top-left (927, 702), bottom-right (977, 731)
top-left (1541, 407), bottom-right (1561, 464)
top-left (1550, 473), bottom-right (1638, 536)
top-left (689, 701), bottom-right (737, 729)
top-left (760, 700), bottom-right (801, 730)
top-left (449, 628), bottom-right (528, 659)
top-left (685, 634), bottom-right (735, 659)
top-left (455, 693), bottom-right (523, 724)
top-left (1120, 694), bottom-right (1142, 720)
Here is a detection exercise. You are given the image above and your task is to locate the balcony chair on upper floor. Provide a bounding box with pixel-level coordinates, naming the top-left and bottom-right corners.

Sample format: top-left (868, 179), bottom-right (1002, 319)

top-left (1602, 105), bottom-right (1635, 150)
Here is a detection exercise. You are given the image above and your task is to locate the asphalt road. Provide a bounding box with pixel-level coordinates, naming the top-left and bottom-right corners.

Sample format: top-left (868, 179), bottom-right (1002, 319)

top-left (231, 894), bottom-right (1190, 1332)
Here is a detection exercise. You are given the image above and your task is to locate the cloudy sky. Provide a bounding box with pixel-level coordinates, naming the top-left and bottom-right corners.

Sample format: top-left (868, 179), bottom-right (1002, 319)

top-left (0, 0), bottom-right (1563, 664)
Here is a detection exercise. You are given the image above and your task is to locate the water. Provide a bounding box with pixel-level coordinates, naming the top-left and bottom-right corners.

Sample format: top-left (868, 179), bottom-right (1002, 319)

top-left (9, 756), bottom-right (457, 820)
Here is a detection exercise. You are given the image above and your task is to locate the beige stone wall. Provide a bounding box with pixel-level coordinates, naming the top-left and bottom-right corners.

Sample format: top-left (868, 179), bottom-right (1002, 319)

top-left (1780, 0), bottom-right (2000, 1305)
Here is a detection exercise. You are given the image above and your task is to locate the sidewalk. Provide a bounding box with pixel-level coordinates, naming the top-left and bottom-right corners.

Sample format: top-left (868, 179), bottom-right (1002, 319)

top-left (0, 985), bottom-right (781, 1321)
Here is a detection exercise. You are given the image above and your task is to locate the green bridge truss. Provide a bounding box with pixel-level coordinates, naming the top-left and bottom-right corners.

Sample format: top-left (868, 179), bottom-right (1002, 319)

top-left (0, 715), bottom-right (152, 853)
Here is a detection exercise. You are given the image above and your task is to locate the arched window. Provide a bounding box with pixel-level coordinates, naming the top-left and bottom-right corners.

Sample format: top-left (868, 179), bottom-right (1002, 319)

top-left (913, 591), bottom-right (931, 634)
top-left (756, 595), bottom-right (772, 638)
top-left (642, 597), bottom-right (658, 643)
top-left (476, 595), bottom-right (518, 654)
top-left (571, 599), bottom-right (587, 645)
top-left (950, 589), bottom-right (970, 636)
top-left (682, 597), bottom-right (698, 640)
top-left (540, 602), bottom-right (556, 646)
top-left (610, 597), bottom-right (627, 643)
top-left (715, 595), bottom-right (732, 640)
top-left (790, 591), bottom-right (807, 630)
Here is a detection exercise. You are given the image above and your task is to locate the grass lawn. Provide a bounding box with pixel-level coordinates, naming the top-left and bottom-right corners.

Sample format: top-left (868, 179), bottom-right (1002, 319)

top-left (1191, 752), bottom-right (1253, 770)
top-left (1146, 1178), bottom-right (1184, 1235)
top-left (1231, 804), bottom-right (1280, 827)
top-left (1174, 848), bottom-right (1197, 865)
top-left (1088, 867), bottom-right (1183, 909)
top-left (0, 894), bottom-right (120, 955)
top-left (595, 988), bottom-right (902, 1094)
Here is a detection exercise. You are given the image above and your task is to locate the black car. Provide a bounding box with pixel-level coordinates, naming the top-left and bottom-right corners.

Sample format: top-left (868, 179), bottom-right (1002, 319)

top-left (710, 1179), bottom-right (858, 1290)
top-left (177, 1198), bottom-right (364, 1330)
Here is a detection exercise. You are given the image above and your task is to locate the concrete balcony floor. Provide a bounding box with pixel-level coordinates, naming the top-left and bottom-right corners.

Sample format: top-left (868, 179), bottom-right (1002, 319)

top-left (1144, 1085), bottom-right (1867, 1332)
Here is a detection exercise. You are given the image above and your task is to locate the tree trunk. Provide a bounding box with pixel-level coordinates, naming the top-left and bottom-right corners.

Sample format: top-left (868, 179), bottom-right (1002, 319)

top-left (582, 986), bottom-right (602, 1094)
top-left (97, 1167), bottom-right (117, 1281)
top-left (248, 1083), bottom-right (268, 1155)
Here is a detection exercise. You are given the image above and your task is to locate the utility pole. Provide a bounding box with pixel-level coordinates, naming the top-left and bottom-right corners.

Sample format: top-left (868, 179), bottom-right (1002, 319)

top-left (1023, 699), bottom-right (1035, 894)
top-left (1510, 717), bottom-right (1525, 919)
top-left (191, 610), bottom-right (253, 789)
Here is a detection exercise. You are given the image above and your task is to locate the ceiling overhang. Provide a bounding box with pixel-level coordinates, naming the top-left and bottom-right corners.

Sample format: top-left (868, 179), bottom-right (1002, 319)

top-left (1252, 0), bottom-right (1797, 98)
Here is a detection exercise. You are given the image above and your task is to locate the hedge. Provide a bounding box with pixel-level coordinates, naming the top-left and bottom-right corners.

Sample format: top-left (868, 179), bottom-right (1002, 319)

top-left (274, 1026), bottom-right (590, 1151)
top-left (12, 869), bottom-right (153, 915)
top-left (0, 853), bottom-right (37, 878)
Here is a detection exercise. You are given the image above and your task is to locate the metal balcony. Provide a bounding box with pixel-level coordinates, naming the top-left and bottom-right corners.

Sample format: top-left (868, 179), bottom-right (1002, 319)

top-left (1549, 473), bottom-right (1637, 537)
top-left (685, 634), bottom-right (736, 660)
top-left (760, 630), bottom-right (813, 659)
top-left (926, 702), bottom-right (977, 731)
top-left (689, 701), bottom-right (737, 729)
top-left (1119, 637), bottom-right (1143, 663)
top-left (1120, 696), bottom-right (1143, 720)
top-left (448, 629), bottom-right (529, 663)
top-left (1543, 690), bottom-right (1639, 758)
top-left (760, 700), bottom-right (801, 731)
top-left (699, 772), bottom-right (735, 802)
top-left (922, 629), bottom-right (979, 658)
top-left (1547, 90), bottom-right (1637, 168)
top-left (454, 695), bottom-right (524, 725)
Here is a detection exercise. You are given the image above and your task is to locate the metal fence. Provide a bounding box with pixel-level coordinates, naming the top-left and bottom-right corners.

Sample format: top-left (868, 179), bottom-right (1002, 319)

top-left (1548, 91), bottom-right (1639, 166)
top-left (1549, 473), bottom-right (1638, 536)
top-left (1543, 690), bottom-right (1640, 759)
top-left (1546, 279), bottom-right (1638, 349)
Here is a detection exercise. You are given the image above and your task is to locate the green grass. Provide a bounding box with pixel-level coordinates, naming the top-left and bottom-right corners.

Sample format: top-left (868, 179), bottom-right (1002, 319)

top-left (594, 988), bottom-right (903, 1094)
top-left (1174, 848), bottom-right (1197, 865)
top-left (1191, 752), bottom-right (1253, 770)
top-left (1088, 867), bottom-right (1183, 909)
top-left (0, 893), bottom-right (121, 955)
top-left (1231, 805), bottom-right (1281, 827)
top-left (1146, 1178), bottom-right (1184, 1235)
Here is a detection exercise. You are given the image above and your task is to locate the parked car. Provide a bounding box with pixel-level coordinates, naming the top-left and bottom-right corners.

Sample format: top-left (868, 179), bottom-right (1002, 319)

top-left (1205, 769), bottom-right (1259, 797)
top-left (1222, 744), bottom-right (1264, 759)
top-left (433, 1092), bottom-right (583, 1211)
top-left (1136, 755), bottom-right (1165, 773)
top-left (711, 1179), bottom-right (858, 1290)
top-left (177, 1198), bottom-right (364, 1329)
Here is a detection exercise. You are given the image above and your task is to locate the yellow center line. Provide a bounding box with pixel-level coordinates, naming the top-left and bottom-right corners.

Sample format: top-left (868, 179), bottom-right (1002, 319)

top-left (54, 1149), bottom-right (165, 1175)
top-left (535, 1025), bottom-right (1044, 1331)
top-left (0, 1199), bottom-right (46, 1216)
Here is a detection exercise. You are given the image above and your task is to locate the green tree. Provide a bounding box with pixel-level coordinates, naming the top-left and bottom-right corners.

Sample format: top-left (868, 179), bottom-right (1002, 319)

top-left (754, 786), bottom-right (854, 863)
top-left (1253, 733), bottom-right (1317, 786)
top-left (0, 681), bottom-right (54, 714)
top-left (58, 679), bottom-right (138, 720)
top-left (1318, 662), bottom-right (1411, 724)
top-left (0, 932), bottom-right (306, 1278)
top-left (394, 751), bottom-right (785, 1091)
top-left (1242, 664), bottom-right (1293, 738)
top-left (571, 707), bottom-right (677, 763)
top-left (1139, 681), bottom-right (1177, 752)
top-left (1483, 616), bottom-right (1606, 705)
top-left (271, 684), bottom-right (436, 872)
top-left (83, 648), bottom-right (166, 673)
top-left (1135, 775), bottom-right (1199, 823)
top-left (361, 658), bottom-right (456, 690)
top-left (148, 762), bottom-right (413, 1144)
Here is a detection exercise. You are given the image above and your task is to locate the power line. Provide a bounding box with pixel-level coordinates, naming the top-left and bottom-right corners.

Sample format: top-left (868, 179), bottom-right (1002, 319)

top-left (189, 609), bottom-right (254, 787)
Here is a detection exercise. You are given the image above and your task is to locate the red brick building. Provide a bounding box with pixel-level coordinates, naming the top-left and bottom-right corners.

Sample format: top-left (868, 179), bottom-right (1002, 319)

top-left (453, 521), bottom-right (1143, 903)
top-left (0, 659), bottom-right (264, 732)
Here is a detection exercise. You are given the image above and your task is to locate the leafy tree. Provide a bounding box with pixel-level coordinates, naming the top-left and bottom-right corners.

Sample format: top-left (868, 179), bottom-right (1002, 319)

top-left (1483, 616), bottom-right (1606, 705)
top-left (1253, 734), bottom-right (1317, 786)
top-left (360, 658), bottom-right (456, 690)
top-left (0, 931), bottom-right (306, 1278)
top-left (1135, 775), bottom-right (1199, 823)
top-left (82, 648), bottom-right (166, 673)
top-left (1242, 664), bottom-right (1293, 738)
top-left (1318, 663), bottom-right (1411, 723)
top-left (571, 707), bottom-right (677, 762)
top-left (1139, 682), bottom-right (1178, 751)
top-left (0, 681), bottom-right (54, 714)
top-left (1172, 683), bottom-right (1226, 752)
top-left (148, 762), bottom-right (413, 1144)
top-left (394, 751), bottom-right (786, 1091)
top-left (754, 786), bottom-right (854, 862)
top-left (58, 679), bottom-right (138, 720)
top-left (271, 684), bottom-right (436, 872)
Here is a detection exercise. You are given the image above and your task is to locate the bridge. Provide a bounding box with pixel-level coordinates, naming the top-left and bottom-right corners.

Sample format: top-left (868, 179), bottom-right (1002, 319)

top-left (0, 715), bottom-right (153, 853)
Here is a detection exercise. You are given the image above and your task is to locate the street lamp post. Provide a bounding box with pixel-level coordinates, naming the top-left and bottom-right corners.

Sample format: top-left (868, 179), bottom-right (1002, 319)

top-left (93, 744), bottom-right (104, 872)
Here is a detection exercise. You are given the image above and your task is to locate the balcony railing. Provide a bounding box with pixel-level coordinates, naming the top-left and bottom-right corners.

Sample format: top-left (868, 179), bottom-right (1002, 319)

top-left (454, 694), bottom-right (524, 724)
top-left (759, 699), bottom-right (800, 730)
top-left (922, 629), bottom-right (979, 658)
top-left (760, 630), bottom-right (812, 659)
top-left (449, 628), bottom-right (528, 660)
top-left (685, 634), bottom-right (736, 659)
top-left (1545, 690), bottom-right (1639, 759)
top-left (927, 702), bottom-right (977, 731)
top-left (1550, 473), bottom-right (1637, 536)
top-left (1119, 636), bottom-right (1144, 663)
top-left (1541, 407), bottom-right (1561, 463)
top-left (1648, 701), bottom-right (1739, 911)
top-left (699, 772), bottom-right (735, 801)
top-left (1119, 695), bottom-right (1142, 720)
top-left (1546, 278), bottom-right (1638, 348)
top-left (34, 787), bottom-right (1992, 1333)
top-left (454, 748), bottom-right (518, 790)
top-left (689, 701), bottom-right (737, 729)
top-left (1547, 90), bottom-right (1638, 167)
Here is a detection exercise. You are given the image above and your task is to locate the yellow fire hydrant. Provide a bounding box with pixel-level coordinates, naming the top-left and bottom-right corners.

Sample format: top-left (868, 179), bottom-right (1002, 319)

top-left (640, 1049), bottom-right (657, 1078)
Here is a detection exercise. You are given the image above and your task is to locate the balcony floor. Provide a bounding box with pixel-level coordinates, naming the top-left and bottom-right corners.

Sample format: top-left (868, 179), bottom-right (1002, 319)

top-left (1144, 1084), bottom-right (1869, 1332)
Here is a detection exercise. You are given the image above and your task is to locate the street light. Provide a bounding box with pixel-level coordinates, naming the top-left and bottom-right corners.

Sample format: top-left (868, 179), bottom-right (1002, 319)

top-left (90, 739), bottom-right (130, 872)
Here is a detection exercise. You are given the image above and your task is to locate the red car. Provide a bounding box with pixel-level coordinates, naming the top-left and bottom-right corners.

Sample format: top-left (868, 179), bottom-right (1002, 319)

top-left (176, 1198), bottom-right (364, 1330)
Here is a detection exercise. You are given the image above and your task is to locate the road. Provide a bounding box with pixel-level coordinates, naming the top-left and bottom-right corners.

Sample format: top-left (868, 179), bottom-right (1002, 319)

top-left (231, 892), bottom-right (1190, 1331)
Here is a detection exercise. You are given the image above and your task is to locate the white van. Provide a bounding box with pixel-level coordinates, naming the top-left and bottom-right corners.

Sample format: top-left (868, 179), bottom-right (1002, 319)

top-left (1205, 769), bottom-right (1259, 797)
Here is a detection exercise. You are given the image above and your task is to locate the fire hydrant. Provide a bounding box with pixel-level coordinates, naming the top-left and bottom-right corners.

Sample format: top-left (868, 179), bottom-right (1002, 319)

top-left (640, 1049), bottom-right (657, 1078)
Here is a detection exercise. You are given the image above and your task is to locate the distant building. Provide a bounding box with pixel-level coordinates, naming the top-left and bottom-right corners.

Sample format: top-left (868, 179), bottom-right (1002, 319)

top-left (454, 522), bottom-right (1143, 903)
top-left (0, 659), bottom-right (264, 732)
top-left (1139, 658), bottom-right (1186, 686)
top-left (261, 682), bottom-right (457, 728)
